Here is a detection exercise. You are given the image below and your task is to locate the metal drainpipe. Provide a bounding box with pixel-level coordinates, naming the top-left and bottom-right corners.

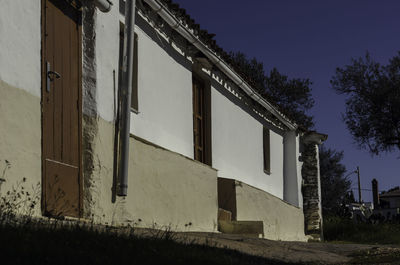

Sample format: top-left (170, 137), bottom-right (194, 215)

top-left (95, 0), bottom-right (113, 12)
top-left (118, 0), bottom-right (136, 196)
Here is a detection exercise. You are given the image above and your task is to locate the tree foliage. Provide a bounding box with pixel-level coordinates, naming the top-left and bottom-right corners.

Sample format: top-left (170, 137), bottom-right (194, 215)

top-left (331, 51), bottom-right (400, 155)
top-left (229, 51), bottom-right (315, 129)
top-left (319, 145), bottom-right (353, 216)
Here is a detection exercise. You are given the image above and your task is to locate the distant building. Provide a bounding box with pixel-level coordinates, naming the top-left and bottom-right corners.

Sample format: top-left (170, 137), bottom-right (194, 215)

top-left (370, 180), bottom-right (399, 222)
top-left (380, 187), bottom-right (400, 209)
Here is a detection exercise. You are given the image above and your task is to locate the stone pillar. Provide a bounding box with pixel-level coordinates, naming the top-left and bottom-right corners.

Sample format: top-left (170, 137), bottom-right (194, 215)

top-left (301, 132), bottom-right (327, 241)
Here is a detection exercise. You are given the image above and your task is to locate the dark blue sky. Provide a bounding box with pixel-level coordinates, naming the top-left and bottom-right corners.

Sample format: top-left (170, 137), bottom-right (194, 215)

top-left (173, 0), bottom-right (400, 202)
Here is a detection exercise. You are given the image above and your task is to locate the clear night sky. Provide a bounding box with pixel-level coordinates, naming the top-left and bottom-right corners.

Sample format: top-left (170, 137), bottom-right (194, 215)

top-left (172, 0), bottom-right (400, 202)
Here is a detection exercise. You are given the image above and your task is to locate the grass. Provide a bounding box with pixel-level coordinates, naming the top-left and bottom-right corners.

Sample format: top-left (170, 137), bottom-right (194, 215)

top-left (348, 248), bottom-right (400, 264)
top-left (0, 219), bottom-right (302, 265)
top-left (0, 175), bottom-right (301, 265)
top-left (324, 216), bottom-right (400, 245)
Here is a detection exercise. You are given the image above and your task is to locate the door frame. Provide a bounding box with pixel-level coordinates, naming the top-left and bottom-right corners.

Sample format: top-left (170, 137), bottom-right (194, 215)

top-left (40, 0), bottom-right (83, 217)
top-left (192, 72), bottom-right (212, 166)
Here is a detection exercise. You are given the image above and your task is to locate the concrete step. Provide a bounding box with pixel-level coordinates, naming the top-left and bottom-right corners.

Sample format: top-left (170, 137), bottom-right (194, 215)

top-left (218, 220), bottom-right (264, 238)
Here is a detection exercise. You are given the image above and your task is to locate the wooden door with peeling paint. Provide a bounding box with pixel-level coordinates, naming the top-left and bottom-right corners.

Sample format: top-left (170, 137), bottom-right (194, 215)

top-left (41, 0), bottom-right (82, 218)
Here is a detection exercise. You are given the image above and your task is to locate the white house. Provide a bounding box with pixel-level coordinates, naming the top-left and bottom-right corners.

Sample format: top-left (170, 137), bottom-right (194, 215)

top-left (0, 0), bottom-right (326, 241)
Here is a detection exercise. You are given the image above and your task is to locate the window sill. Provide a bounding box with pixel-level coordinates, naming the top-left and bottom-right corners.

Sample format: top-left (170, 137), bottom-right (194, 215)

top-left (264, 170), bottom-right (271, 175)
top-left (131, 108), bottom-right (140, 114)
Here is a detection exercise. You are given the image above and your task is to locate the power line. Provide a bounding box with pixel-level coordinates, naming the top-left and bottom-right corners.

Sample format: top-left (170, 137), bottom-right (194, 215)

top-left (350, 188), bottom-right (373, 192)
top-left (350, 188), bottom-right (385, 192)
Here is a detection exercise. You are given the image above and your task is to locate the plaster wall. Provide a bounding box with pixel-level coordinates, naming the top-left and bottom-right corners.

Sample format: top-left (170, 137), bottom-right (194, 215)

top-left (95, 7), bottom-right (293, 200)
top-left (90, 6), bottom-right (298, 231)
top-left (93, 7), bottom-right (195, 160)
top-left (95, 7), bottom-right (120, 122)
top-left (235, 181), bottom-right (307, 241)
top-left (81, 114), bottom-right (115, 220)
top-left (129, 15), bottom-right (194, 158)
top-left (85, 5), bottom-right (214, 229)
top-left (86, 117), bottom-right (218, 232)
top-left (211, 86), bottom-right (285, 199)
top-left (0, 0), bottom-right (41, 98)
top-left (0, 0), bottom-right (41, 215)
top-left (124, 135), bottom-right (218, 232)
top-left (283, 131), bottom-right (302, 207)
top-left (296, 135), bottom-right (304, 208)
top-left (0, 1), bottom-right (303, 228)
top-left (0, 80), bottom-right (42, 216)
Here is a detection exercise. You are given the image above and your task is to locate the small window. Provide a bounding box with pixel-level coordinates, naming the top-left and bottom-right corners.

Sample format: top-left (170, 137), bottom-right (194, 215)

top-left (263, 127), bottom-right (270, 174)
top-left (119, 23), bottom-right (139, 112)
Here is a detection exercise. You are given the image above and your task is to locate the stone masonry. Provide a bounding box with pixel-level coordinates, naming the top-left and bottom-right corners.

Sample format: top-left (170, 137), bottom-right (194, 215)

top-left (301, 132), bottom-right (327, 241)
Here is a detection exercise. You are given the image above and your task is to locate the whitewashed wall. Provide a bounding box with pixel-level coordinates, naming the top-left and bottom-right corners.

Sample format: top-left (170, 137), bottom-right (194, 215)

top-left (211, 86), bottom-right (285, 199)
top-left (283, 131), bottom-right (303, 207)
top-left (93, 6), bottom-right (300, 202)
top-left (104, 9), bottom-right (299, 201)
top-left (0, 1), bottom-right (303, 231)
top-left (0, 0), bottom-right (41, 97)
top-left (0, 0), bottom-right (301, 204)
top-left (130, 23), bottom-right (194, 158)
top-left (296, 135), bottom-right (304, 208)
top-left (0, 0), bottom-right (42, 216)
top-left (95, 8), bottom-right (194, 157)
top-left (95, 7), bottom-right (120, 122)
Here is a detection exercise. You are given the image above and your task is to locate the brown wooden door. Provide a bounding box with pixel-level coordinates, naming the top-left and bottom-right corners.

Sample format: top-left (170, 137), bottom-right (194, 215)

top-left (42, 0), bottom-right (82, 218)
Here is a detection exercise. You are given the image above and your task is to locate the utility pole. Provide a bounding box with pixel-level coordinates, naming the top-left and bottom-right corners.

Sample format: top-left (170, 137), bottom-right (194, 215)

top-left (357, 166), bottom-right (362, 203)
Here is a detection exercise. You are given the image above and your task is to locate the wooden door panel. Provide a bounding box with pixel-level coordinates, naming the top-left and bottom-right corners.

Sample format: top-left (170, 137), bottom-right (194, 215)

top-left (42, 0), bottom-right (81, 218)
top-left (193, 78), bottom-right (205, 162)
top-left (45, 159), bottom-right (79, 217)
top-left (192, 76), bottom-right (212, 166)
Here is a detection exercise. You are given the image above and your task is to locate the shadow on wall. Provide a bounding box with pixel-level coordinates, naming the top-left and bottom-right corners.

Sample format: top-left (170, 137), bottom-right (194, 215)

top-left (128, 1), bottom-right (285, 136)
top-left (210, 72), bottom-right (284, 136)
top-left (134, 8), bottom-right (192, 72)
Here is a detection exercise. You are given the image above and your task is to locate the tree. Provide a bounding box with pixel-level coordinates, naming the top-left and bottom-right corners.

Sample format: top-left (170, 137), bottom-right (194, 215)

top-left (331, 51), bottom-right (400, 155)
top-left (266, 68), bottom-right (314, 129)
top-left (229, 52), bottom-right (315, 129)
top-left (319, 145), bottom-right (352, 216)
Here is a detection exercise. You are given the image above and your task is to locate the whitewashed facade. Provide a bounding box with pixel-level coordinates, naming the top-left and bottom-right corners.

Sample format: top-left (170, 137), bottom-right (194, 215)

top-left (0, 0), bottom-right (326, 241)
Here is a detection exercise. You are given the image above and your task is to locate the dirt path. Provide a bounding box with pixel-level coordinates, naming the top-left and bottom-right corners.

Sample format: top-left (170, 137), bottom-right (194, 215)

top-left (135, 229), bottom-right (400, 264)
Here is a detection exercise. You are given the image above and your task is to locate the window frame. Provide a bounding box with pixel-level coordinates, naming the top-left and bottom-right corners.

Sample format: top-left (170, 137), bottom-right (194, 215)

top-left (263, 127), bottom-right (271, 174)
top-left (192, 74), bottom-right (212, 166)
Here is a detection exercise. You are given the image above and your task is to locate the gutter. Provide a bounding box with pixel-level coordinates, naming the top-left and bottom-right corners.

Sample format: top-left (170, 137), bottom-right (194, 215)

top-left (95, 0), bottom-right (113, 12)
top-left (117, 0), bottom-right (136, 196)
top-left (143, 0), bottom-right (297, 130)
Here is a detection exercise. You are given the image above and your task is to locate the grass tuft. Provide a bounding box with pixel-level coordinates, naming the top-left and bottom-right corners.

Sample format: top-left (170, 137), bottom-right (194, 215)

top-left (0, 219), bottom-right (299, 265)
top-left (324, 216), bottom-right (400, 245)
